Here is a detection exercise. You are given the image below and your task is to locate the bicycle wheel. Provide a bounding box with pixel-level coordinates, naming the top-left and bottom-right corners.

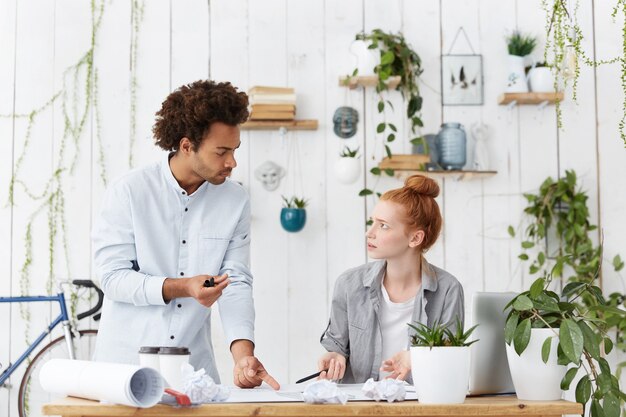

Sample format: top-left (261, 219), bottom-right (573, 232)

top-left (18, 329), bottom-right (98, 417)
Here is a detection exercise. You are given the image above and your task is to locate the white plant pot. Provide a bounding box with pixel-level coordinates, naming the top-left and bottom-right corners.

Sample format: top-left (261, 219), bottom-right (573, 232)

top-left (505, 328), bottom-right (567, 400)
top-left (350, 40), bottom-right (379, 76)
top-left (505, 55), bottom-right (529, 93)
top-left (528, 67), bottom-right (556, 92)
top-left (334, 157), bottom-right (361, 184)
top-left (410, 346), bottom-right (470, 404)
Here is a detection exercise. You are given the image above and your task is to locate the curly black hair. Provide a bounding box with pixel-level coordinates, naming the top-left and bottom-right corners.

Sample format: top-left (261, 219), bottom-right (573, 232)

top-left (152, 80), bottom-right (249, 151)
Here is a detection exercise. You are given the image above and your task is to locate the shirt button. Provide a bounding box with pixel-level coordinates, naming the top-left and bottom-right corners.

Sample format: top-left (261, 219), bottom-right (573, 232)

top-left (180, 272), bottom-right (184, 276)
top-left (182, 191), bottom-right (186, 195)
top-left (170, 335), bottom-right (175, 340)
top-left (185, 208), bottom-right (188, 212)
top-left (177, 304), bottom-right (182, 308)
top-left (182, 240), bottom-right (186, 244)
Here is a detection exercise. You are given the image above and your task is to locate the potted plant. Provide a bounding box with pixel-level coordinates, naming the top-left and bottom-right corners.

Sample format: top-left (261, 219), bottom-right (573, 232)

top-left (504, 273), bottom-right (626, 416)
top-left (527, 61), bottom-right (556, 92)
top-left (409, 318), bottom-right (478, 404)
top-left (280, 196), bottom-right (308, 233)
top-left (334, 146), bottom-right (361, 184)
top-left (505, 31), bottom-right (537, 93)
top-left (351, 29), bottom-right (425, 198)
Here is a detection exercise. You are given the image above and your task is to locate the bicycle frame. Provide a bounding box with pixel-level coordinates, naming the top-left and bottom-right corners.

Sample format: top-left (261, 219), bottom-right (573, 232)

top-left (0, 292), bottom-right (74, 387)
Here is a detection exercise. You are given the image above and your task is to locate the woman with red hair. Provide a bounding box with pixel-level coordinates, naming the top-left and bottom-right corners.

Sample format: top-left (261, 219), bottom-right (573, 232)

top-left (318, 175), bottom-right (464, 383)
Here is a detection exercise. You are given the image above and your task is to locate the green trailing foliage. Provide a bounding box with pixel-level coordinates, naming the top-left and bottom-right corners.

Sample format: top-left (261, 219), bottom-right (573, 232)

top-left (340, 146), bottom-right (359, 158)
top-left (352, 29), bottom-right (423, 199)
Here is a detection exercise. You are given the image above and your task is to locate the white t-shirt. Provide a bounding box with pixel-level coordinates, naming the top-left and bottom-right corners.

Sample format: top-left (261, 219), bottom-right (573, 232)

top-left (379, 283), bottom-right (418, 378)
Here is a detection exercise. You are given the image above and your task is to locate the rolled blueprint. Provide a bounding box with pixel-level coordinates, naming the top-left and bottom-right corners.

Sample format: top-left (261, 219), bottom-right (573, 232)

top-left (39, 359), bottom-right (164, 407)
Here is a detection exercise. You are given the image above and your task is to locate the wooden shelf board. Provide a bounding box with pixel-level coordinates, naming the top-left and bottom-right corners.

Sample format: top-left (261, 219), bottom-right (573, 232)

top-left (338, 75), bottom-right (401, 90)
top-left (393, 169), bottom-right (498, 181)
top-left (241, 119), bottom-right (318, 131)
top-left (498, 92), bottom-right (564, 105)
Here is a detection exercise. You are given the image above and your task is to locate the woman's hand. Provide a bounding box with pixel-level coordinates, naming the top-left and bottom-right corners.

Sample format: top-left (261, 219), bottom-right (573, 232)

top-left (317, 352), bottom-right (346, 381)
top-left (380, 350), bottom-right (411, 380)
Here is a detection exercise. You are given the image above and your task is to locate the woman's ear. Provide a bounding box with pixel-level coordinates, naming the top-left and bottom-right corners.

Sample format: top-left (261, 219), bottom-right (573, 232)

top-left (409, 230), bottom-right (425, 248)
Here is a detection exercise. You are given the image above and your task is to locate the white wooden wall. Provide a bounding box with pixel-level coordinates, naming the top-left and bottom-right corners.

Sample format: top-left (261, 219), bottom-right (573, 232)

top-left (1, 0), bottom-right (625, 414)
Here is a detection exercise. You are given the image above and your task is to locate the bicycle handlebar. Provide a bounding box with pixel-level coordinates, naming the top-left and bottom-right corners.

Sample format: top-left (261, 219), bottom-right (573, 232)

top-left (72, 280), bottom-right (104, 321)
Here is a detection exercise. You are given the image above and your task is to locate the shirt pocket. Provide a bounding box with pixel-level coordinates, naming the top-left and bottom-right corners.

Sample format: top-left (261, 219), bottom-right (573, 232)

top-left (200, 236), bottom-right (230, 275)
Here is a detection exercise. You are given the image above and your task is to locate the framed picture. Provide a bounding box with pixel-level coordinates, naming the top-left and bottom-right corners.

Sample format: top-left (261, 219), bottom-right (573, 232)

top-left (441, 54), bottom-right (484, 106)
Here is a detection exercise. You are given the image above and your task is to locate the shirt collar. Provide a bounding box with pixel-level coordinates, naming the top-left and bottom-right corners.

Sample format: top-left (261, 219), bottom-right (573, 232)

top-left (362, 257), bottom-right (438, 292)
top-left (161, 152), bottom-right (209, 196)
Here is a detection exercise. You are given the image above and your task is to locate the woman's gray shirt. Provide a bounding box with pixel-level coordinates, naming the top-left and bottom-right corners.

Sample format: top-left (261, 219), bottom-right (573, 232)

top-left (320, 258), bottom-right (465, 383)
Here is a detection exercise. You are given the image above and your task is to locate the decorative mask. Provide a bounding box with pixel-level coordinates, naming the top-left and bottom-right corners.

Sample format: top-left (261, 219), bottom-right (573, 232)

top-left (332, 106), bottom-right (359, 139)
top-left (254, 161), bottom-right (286, 192)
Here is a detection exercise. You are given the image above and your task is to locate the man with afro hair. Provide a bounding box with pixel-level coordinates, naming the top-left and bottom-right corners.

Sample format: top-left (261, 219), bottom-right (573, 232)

top-left (92, 80), bottom-right (279, 389)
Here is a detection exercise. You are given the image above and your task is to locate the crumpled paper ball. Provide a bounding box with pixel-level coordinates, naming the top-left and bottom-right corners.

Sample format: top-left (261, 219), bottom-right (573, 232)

top-left (302, 380), bottom-right (348, 404)
top-left (362, 378), bottom-right (406, 402)
top-left (181, 363), bottom-right (230, 403)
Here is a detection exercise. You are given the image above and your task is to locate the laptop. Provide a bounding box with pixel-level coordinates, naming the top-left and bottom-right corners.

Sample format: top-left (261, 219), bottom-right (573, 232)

top-left (467, 292), bottom-right (517, 395)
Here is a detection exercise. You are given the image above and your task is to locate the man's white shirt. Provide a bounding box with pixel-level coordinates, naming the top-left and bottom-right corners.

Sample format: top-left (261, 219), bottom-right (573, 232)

top-left (92, 153), bottom-right (254, 382)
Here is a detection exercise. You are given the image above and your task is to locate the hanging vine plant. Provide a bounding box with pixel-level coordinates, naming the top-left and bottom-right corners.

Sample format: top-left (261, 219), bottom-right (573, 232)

top-left (348, 29), bottom-right (424, 200)
top-left (2, 0), bottom-right (145, 351)
top-left (543, 0), bottom-right (626, 145)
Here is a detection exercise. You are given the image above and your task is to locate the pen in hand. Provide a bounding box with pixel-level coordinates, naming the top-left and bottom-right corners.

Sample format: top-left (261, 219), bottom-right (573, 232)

top-left (295, 369), bottom-right (329, 384)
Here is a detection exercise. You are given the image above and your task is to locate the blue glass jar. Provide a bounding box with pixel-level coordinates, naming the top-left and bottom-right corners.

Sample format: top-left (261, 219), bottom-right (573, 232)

top-left (436, 122), bottom-right (466, 170)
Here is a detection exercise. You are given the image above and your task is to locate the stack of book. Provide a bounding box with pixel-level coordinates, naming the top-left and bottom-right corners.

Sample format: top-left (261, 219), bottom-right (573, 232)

top-left (248, 86), bottom-right (296, 121)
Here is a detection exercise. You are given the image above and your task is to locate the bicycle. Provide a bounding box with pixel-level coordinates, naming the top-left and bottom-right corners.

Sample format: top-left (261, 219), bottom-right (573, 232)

top-left (0, 279), bottom-right (104, 417)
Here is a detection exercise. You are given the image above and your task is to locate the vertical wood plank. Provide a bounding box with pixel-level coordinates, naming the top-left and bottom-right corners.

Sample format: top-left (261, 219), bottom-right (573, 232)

top-left (9, 0), bottom-right (56, 414)
top-left (208, 0), bottom-right (251, 382)
top-left (0, 0), bottom-right (16, 413)
top-left (324, 0), bottom-right (367, 313)
top-left (440, 0), bottom-right (485, 317)
top-left (247, 0), bottom-right (289, 383)
top-left (285, 0), bottom-right (327, 383)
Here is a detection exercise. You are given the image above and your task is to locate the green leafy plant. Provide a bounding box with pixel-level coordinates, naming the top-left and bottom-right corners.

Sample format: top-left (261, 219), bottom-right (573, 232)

top-left (504, 274), bottom-right (626, 417)
top-left (339, 146), bottom-right (359, 158)
top-left (408, 318), bottom-right (478, 349)
top-left (352, 29), bottom-right (424, 198)
top-left (508, 170), bottom-right (623, 293)
top-left (282, 196), bottom-right (308, 209)
top-left (506, 31), bottom-right (538, 56)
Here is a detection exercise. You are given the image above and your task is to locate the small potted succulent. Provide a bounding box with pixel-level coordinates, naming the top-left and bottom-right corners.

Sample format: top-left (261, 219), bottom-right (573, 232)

top-left (280, 196), bottom-right (308, 233)
top-left (505, 31), bottom-right (537, 93)
top-left (409, 318), bottom-right (478, 404)
top-left (334, 146), bottom-right (361, 184)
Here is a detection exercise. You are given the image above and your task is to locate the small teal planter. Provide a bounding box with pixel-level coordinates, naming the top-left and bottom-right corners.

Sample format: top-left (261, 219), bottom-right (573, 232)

top-left (280, 208), bottom-right (307, 233)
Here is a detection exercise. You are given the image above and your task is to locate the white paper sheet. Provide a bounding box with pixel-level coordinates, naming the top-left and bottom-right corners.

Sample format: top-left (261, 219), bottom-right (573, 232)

top-left (39, 359), bottom-right (164, 408)
top-left (222, 383), bottom-right (417, 403)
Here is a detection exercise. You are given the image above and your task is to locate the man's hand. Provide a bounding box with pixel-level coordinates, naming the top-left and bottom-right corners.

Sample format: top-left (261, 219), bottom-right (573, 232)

top-left (380, 350), bottom-right (411, 380)
top-left (233, 356), bottom-right (280, 390)
top-left (162, 274), bottom-right (229, 306)
top-left (317, 352), bottom-right (346, 381)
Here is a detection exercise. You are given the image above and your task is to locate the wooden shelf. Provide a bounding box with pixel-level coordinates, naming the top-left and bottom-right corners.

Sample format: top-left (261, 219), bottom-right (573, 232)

top-left (241, 119), bottom-right (318, 131)
top-left (498, 92), bottom-right (563, 105)
top-left (392, 169), bottom-right (497, 182)
top-left (338, 75), bottom-right (401, 90)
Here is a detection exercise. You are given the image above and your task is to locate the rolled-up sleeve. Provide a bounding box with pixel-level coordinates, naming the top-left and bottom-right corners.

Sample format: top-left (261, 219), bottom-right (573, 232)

top-left (92, 181), bottom-right (167, 306)
top-left (320, 276), bottom-right (350, 357)
top-left (218, 198), bottom-right (255, 347)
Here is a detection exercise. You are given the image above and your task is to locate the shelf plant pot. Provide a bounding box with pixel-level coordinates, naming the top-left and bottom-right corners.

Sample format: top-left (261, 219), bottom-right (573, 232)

top-left (410, 346), bottom-right (471, 404)
top-left (280, 208), bottom-right (307, 233)
top-left (334, 157), bottom-right (361, 184)
top-left (505, 328), bottom-right (566, 400)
